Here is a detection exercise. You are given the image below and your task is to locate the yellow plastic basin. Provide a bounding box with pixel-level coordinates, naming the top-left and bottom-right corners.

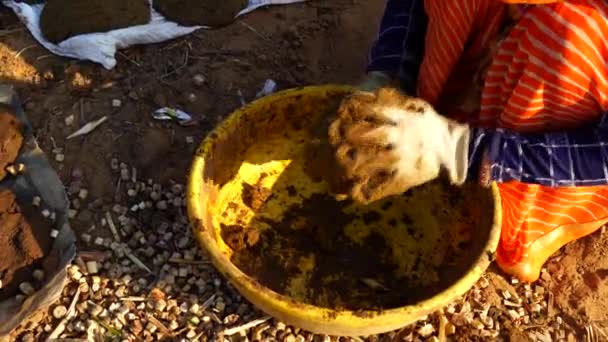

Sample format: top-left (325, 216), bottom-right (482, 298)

top-left (187, 85), bottom-right (501, 336)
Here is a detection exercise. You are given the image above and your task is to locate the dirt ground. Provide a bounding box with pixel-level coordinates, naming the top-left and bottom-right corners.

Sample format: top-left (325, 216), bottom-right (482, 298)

top-left (1, 0), bottom-right (608, 341)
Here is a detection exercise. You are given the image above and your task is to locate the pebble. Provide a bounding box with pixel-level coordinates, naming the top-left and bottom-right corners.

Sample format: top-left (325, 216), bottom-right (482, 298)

top-left (112, 99), bottom-right (122, 108)
top-left (193, 74), bottom-right (206, 87)
top-left (168, 320), bottom-right (179, 331)
top-left (19, 282), bottom-right (35, 295)
top-left (32, 196), bottom-right (41, 207)
top-left (32, 269), bottom-right (45, 281)
top-left (52, 305), bottom-right (68, 319)
top-left (156, 200), bottom-right (168, 210)
top-left (418, 324), bottom-right (434, 337)
top-left (78, 188), bottom-right (89, 200)
top-left (154, 299), bottom-right (167, 312)
top-left (120, 168), bottom-right (130, 181)
top-left (86, 261), bottom-right (99, 274)
top-left (86, 301), bottom-right (103, 316)
top-left (64, 115), bottom-right (75, 126)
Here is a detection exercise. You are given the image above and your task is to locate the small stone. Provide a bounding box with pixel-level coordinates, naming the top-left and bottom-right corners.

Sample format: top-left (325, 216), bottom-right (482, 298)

top-left (86, 301), bottom-right (103, 316)
top-left (19, 282), bottom-right (35, 295)
top-left (156, 200), bottom-right (168, 210)
top-left (32, 196), bottom-right (41, 207)
top-left (110, 158), bottom-right (119, 171)
top-left (65, 115), bottom-right (75, 126)
top-left (186, 136), bottom-right (194, 144)
top-left (86, 261), bottom-right (99, 274)
top-left (186, 93), bottom-right (197, 103)
top-left (530, 303), bottom-right (542, 313)
top-left (50, 229), bottom-right (59, 238)
top-left (112, 99), bottom-right (122, 108)
top-left (154, 299), bottom-right (167, 312)
top-left (120, 168), bottom-right (130, 181)
top-left (189, 316), bottom-right (200, 326)
top-left (168, 320), bottom-right (179, 331)
top-left (508, 309), bottom-right (520, 320)
top-left (145, 322), bottom-right (157, 333)
top-left (127, 189), bottom-right (137, 197)
top-left (215, 300), bottom-right (226, 312)
top-left (78, 189), bottom-right (89, 200)
top-left (131, 320), bottom-right (143, 335)
top-left (186, 330), bottom-right (197, 339)
top-left (53, 305), bottom-right (68, 319)
top-left (55, 154), bottom-right (65, 162)
top-left (68, 209), bottom-right (78, 219)
top-left (189, 303), bottom-right (200, 315)
top-left (150, 191), bottom-right (161, 201)
top-left (193, 74), bottom-right (206, 87)
top-left (445, 323), bottom-right (456, 336)
top-left (417, 324), bottom-right (434, 337)
top-left (32, 269), bottom-right (45, 281)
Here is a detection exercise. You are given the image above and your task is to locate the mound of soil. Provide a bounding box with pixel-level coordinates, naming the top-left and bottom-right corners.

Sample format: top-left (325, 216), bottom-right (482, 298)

top-left (0, 105), bottom-right (24, 182)
top-left (40, 0), bottom-right (151, 44)
top-left (153, 0), bottom-right (248, 27)
top-left (0, 189), bottom-right (53, 301)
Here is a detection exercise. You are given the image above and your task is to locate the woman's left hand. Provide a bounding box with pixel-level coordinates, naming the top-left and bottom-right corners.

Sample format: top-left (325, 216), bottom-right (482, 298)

top-left (328, 87), bottom-right (471, 204)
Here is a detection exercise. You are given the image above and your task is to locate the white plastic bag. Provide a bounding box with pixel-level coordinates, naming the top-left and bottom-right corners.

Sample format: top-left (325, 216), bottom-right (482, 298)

top-left (3, 0), bottom-right (306, 69)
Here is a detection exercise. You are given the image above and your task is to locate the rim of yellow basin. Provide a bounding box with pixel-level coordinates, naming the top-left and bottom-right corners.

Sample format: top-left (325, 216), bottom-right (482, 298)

top-left (187, 85), bottom-right (502, 336)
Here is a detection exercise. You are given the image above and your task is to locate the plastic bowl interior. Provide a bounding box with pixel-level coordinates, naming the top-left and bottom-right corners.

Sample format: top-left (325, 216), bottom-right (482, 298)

top-left (187, 85), bottom-right (501, 336)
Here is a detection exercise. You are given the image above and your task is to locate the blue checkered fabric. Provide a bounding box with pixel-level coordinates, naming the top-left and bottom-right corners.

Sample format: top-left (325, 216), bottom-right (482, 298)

top-left (469, 115), bottom-right (608, 186)
top-left (367, 0), bottom-right (426, 94)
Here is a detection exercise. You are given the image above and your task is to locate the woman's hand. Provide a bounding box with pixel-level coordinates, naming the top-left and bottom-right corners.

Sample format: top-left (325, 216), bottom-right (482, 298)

top-left (328, 88), bottom-right (471, 204)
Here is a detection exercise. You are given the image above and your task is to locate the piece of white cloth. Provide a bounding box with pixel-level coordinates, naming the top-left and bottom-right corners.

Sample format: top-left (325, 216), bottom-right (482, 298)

top-left (3, 0), bottom-right (306, 69)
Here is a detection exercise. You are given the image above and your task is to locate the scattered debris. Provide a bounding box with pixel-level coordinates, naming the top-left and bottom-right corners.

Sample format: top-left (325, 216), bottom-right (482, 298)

top-left (67, 116), bottom-right (108, 140)
top-left (255, 79), bottom-right (277, 98)
top-left (152, 107), bottom-right (192, 125)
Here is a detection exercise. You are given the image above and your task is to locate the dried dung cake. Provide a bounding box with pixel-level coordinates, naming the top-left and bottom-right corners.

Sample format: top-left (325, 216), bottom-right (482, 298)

top-left (40, 0), bottom-right (151, 44)
top-left (0, 189), bottom-right (53, 301)
top-left (0, 105), bottom-right (24, 182)
top-left (153, 0), bottom-right (248, 27)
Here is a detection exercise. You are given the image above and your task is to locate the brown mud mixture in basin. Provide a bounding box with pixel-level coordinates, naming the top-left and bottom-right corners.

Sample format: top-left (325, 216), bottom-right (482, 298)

top-left (215, 130), bottom-right (494, 311)
top-left (40, 0), bottom-right (151, 44)
top-left (0, 105), bottom-right (24, 182)
top-left (0, 189), bottom-right (53, 301)
top-left (153, 0), bottom-right (248, 27)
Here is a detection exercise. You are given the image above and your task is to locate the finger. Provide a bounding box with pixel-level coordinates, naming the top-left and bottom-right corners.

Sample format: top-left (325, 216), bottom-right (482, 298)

top-left (344, 124), bottom-right (392, 148)
top-left (328, 117), bottom-right (344, 146)
top-left (342, 149), bottom-right (398, 180)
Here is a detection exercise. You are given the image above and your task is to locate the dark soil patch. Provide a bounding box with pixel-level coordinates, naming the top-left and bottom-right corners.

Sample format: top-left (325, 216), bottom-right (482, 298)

top-left (40, 0), bottom-right (151, 44)
top-left (153, 0), bottom-right (248, 27)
